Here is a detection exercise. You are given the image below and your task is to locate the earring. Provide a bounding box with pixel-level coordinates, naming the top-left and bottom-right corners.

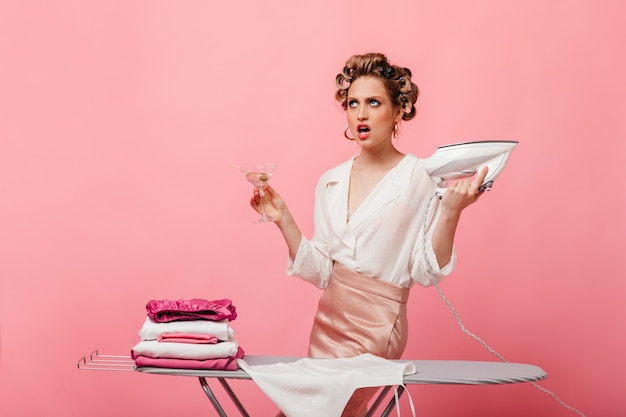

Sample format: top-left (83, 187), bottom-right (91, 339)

top-left (344, 126), bottom-right (355, 141)
top-left (393, 123), bottom-right (399, 139)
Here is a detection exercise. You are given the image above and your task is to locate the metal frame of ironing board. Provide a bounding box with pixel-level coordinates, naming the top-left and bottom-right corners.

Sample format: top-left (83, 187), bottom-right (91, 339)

top-left (134, 355), bottom-right (547, 417)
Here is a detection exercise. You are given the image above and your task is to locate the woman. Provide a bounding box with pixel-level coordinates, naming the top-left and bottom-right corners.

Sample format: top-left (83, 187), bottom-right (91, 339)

top-left (250, 52), bottom-right (487, 416)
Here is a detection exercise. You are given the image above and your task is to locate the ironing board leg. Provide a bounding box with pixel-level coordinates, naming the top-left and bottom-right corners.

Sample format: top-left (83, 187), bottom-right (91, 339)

top-left (365, 386), bottom-right (392, 417)
top-left (218, 378), bottom-right (250, 417)
top-left (198, 377), bottom-right (233, 417)
top-left (380, 385), bottom-right (405, 417)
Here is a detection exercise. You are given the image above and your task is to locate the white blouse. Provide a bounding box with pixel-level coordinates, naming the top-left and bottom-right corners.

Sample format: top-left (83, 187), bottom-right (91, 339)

top-left (288, 153), bottom-right (456, 288)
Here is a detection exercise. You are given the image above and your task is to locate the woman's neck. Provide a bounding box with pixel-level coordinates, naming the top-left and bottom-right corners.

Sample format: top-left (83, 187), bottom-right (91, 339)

top-left (356, 146), bottom-right (405, 169)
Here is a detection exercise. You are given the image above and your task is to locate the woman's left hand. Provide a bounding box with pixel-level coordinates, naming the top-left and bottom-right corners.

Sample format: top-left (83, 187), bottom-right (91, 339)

top-left (440, 166), bottom-right (489, 217)
top-left (431, 166), bottom-right (490, 268)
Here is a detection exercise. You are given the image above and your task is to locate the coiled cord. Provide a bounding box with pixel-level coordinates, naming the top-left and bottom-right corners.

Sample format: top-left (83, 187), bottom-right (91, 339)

top-left (422, 193), bottom-right (587, 417)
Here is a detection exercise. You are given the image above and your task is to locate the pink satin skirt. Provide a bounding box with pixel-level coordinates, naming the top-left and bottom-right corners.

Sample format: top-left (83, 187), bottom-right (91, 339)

top-left (308, 262), bottom-right (410, 416)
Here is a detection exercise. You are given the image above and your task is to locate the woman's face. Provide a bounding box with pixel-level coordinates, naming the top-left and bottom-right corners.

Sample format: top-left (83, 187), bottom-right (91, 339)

top-left (346, 76), bottom-right (401, 150)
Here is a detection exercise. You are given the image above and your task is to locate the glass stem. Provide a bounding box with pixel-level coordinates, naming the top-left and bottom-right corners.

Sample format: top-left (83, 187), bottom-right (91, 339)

top-left (258, 186), bottom-right (267, 218)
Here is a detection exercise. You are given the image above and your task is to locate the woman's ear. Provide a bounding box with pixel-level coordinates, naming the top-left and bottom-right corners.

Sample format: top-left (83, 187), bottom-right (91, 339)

top-left (394, 105), bottom-right (404, 122)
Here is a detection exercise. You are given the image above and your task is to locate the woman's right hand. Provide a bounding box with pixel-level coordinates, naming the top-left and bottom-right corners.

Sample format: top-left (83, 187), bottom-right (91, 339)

top-left (250, 184), bottom-right (302, 260)
top-left (250, 185), bottom-right (290, 225)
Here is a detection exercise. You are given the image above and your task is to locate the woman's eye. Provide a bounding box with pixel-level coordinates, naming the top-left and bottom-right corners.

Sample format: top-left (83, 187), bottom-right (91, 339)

top-left (348, 100), bottom-right (358, 107)
top-left (370, 99), bottom-right (380, 106)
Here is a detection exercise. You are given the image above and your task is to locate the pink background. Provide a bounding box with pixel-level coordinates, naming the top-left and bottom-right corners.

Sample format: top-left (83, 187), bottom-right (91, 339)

top-left (1, 1), bottom-right (625, 416)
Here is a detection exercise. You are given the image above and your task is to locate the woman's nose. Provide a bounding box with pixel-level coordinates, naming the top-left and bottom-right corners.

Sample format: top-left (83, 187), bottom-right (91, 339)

top-left (357, 107), bottom-right (368, 120)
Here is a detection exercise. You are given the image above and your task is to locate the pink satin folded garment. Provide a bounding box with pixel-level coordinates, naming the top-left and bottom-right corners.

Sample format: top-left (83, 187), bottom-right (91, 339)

top-left (157, 333), bottom-right (218, 344)
top-left (146, 298), bottom-right (238, 323)
top-left (134, 347), bottom-right (244, 371)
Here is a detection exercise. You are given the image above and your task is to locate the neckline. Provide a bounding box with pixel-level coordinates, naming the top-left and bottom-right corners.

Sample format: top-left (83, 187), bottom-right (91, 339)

top-left (346, 153), bottom-right (408, 223)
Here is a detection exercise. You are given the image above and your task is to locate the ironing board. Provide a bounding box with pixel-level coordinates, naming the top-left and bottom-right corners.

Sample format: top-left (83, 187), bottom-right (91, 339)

top-left (132, 355), bottom-right (547, 417)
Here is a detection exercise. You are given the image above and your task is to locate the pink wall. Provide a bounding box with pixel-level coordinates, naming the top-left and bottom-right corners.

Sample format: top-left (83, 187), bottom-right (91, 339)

top-left (1, 1), bottom-right (624, 416)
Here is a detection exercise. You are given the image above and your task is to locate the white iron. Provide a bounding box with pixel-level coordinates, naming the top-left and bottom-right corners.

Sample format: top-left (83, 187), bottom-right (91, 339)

top-left (423, 140), bottom-right (518, 198)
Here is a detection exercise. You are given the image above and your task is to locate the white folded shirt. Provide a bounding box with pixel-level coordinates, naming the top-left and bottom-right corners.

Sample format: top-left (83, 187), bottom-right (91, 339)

top-left (131, 339), bottom-right (239, 360)
top-left (138, 317), bottom-right (234, 342)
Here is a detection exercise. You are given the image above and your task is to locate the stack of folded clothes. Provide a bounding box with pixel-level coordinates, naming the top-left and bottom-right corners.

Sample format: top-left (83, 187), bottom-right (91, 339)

top-left (131, 298), bottom-right (245, 370)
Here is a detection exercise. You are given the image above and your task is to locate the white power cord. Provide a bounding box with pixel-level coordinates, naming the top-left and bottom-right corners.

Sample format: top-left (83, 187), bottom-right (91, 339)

top-left (422, 193), bottom-right (587, 417)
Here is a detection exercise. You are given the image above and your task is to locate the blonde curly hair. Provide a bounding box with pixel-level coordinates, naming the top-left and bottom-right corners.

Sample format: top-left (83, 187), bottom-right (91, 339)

top-left (335, 52), bottom-right (419, 121)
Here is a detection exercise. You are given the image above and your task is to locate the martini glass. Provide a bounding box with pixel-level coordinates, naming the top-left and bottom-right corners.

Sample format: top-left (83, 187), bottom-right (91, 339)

top-left (234, 162), bottom-right (276, 223)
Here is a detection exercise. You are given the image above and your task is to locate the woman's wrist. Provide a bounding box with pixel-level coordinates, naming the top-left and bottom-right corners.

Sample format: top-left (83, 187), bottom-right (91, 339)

top-left (438, 206), bottom-right (462, 225)
top-left (274, 210), bottom-right (294, 228)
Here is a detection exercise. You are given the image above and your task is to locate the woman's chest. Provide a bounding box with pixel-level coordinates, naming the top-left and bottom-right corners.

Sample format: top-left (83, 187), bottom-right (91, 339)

top-left (347, 168), bottom-right (391, 214)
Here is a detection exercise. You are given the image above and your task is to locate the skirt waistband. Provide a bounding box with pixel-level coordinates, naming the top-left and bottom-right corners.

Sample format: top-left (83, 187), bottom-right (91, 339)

top-left (332, 263), bottom-right (409, 304)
